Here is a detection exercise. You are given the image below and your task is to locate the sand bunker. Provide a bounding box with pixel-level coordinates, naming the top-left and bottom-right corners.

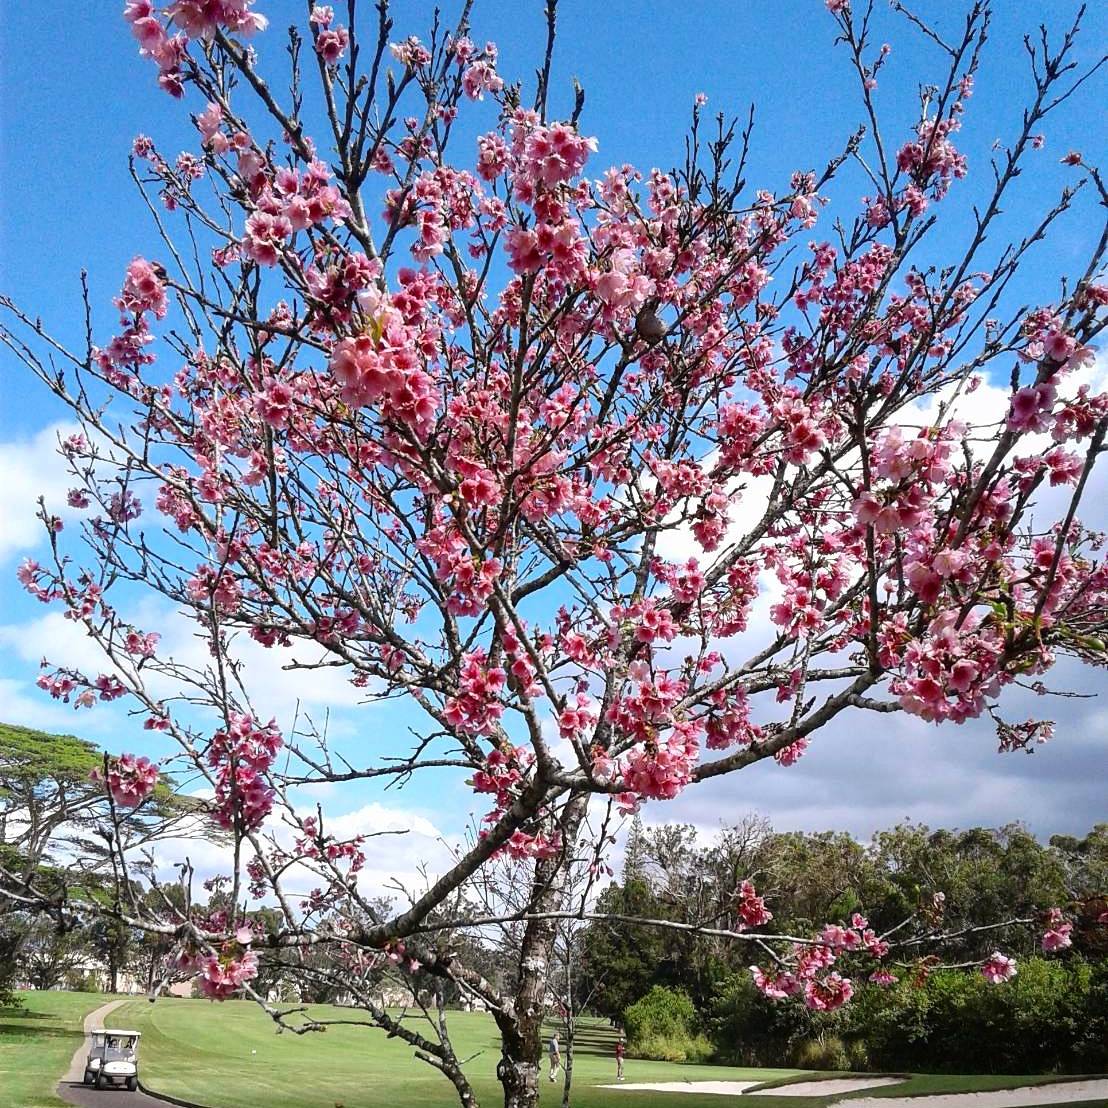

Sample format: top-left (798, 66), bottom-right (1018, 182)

top-left (597, 1077), bottom-right (1108, 1105)
top-left (757, 1077), bottom-right (905, 1096)
top-left (847, 1080), bottom-right (1108, 1108)
top-left (597, 1080), bottom-right (759, 1095)
top-left (594, 1078), bottom-right (902, 1096)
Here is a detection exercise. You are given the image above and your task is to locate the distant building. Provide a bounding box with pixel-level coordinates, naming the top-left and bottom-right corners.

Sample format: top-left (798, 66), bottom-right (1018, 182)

top-left (48, 959), bottom-right (145, 995)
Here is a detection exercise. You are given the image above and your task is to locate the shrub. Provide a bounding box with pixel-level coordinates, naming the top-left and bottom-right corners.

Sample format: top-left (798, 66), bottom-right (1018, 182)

top-left (624, 986), bottom-right (711, 1061)
top-left (625, 985), bottom-right (696, 1041)
top-left (631, 1032), bottom-right (715, 1063)
top-left (793, 1035), bottom-right (851, 1072)
top-left (707, 958), bottom-right (1108, 1074)
top-left (708, 972), bottom-right (848, 1069)
top-left (856, 957), bottom-right (1108, 1074)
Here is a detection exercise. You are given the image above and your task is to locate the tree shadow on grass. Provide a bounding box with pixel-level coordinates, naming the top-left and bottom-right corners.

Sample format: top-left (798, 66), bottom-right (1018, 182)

top-left (0, 1005), bottom-right (50, 1019)
top-left (0, 1023), bottom-right (84, 1042)
top-left (0, 1005), bottom-right (86, 1044)
top-left (540, 1020), bottom-right (620, 1059)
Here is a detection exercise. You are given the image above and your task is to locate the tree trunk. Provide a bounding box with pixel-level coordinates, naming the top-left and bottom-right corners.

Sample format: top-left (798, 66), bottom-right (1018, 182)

top-left (560, 1020), bottom-right (574, 1108)
top-left (497, 905), bottom-right (555, 1108)
top-left (497, 795), bottom-right (589, 1108)
top-left (561, 933), bottom-right (575, 1107)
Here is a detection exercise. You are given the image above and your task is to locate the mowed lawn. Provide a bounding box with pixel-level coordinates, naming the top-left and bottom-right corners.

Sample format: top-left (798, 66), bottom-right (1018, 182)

top-left (119, 998), bottom-right (799, 1107)
top-left (0, 991), bottom-right (116, 1108)
top-left (116, 997), bottom-right (1108, 1108)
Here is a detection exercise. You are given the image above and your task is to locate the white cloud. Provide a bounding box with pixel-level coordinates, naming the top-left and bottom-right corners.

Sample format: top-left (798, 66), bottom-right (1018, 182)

top-left (659, 349), bottom-right (1108, 567)
top-left (0, 676), bottom-right (93, 733)
top-left (640, 352), bottom-right (1108, 838)
top-left (327, 801), bottom-right (458, 901)
top-left (0, 421), bottom-right (80, 564)
top-left (0, 599), bottom-right (373, 742)
top-left (0, 609), bottom-right (109, 674)
top-left (136, 798), bottom-right (458, 910)
top-left (906, 350), bottom-right (1108, 458)
top-left (326, 800), bottom-right (443, 842)
top-left (656, 650), bottom-right (1108, 840)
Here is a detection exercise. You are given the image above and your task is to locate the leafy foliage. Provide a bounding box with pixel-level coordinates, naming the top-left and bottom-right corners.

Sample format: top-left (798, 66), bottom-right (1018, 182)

top-left (853, 958), bottom-right (1108, 1074)
top-left (583, 818), bottom-right (1108, 1073)
top-left (623, 985), bottom-right (712, 1063)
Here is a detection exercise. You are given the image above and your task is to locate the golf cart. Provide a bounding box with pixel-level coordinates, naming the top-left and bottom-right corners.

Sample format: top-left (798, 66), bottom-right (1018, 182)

top-left (83, 1029), bottom-right (141, 1092)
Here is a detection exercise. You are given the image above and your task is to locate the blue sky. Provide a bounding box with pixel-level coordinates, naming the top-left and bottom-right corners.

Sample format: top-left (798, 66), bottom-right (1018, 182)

top-left (1, 2), bottom-right (1106, 862)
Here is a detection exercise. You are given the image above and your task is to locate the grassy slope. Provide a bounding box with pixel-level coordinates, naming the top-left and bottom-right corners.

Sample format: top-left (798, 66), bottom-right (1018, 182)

top-left (118, 998), bottom-right (1108, 1108)
top-left (120, 998), bottom-right (799, 1108)
top-left (0, 991), bottom-right (115, 1108)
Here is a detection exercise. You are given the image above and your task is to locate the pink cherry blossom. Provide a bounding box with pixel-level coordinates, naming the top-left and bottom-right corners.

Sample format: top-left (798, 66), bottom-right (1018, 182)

top-left (803, 973), bottom-right (854, 1011)
top-left (1041, 922), bottom-right (1073, 952)
top-left (316, 26), bottom-right (349, 64)
top-left (735, 880), bottom-right (773, 929)
top-left (117, 257), bottom-right (168, 319)
top-left (750, 966), bottom-right (801, 1000)
top-left (195, 948), bottom-right (259, 999)
top-left (981, 952), bottom-right (1018, 983)
top-left (462, 60), bottom-right (503, 101)
top-left (195, 102), bottom-right (228, 154)
top-left (98, 753), bottom-right (159, 807)
top-left (774, 738), bottom-right (809, 766)
top-left (243, 210), bottom-right (293, 266)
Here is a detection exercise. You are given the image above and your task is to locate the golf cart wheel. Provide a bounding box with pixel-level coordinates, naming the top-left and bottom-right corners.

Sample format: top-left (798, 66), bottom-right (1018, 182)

top-left (95, 1070), bottom-right (106, 1090)
top-left (83, 1070), bottom-right (93, 1086)
top-left (127, 1077), bottom-right (138, 1092)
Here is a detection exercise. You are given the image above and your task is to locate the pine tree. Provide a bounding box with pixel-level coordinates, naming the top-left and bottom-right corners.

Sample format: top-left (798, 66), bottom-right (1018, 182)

top-left (623, 815), bottom-right (646, 882)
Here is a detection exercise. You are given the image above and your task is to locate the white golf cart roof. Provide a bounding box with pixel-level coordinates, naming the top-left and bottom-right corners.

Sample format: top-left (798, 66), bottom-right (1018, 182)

top-left (94, 1029), bottom-right (141, 1037)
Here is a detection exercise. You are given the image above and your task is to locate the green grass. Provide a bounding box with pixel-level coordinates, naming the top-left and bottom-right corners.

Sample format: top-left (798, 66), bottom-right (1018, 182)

top-left (0, 991), bottom-right (117, 1108)
top-left (115, 997), bottom-right (1108, 1108)
top-left (1, 992), bottom-right (1101, 1108)
top-left (118, 998), bottom-right (802, 1108)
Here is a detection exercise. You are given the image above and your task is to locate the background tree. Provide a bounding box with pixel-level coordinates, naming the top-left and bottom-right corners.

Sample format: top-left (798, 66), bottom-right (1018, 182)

top-left (592, 817), bottom-right (1108, 1073)
top-left (16, 915), bottom-right (90, 992)
top-left (582, 878), bottom-right (669, 1022)
top-left (0, 721), bottom-right (198, 994)
top-left (86, 915), bottom-right (138, 995)
top-left (0, 723), bottom-right (106, 998)
top-left (0, 723), bottom-right (106, 889)
top-left (131, 883), bottom-right (194, 997)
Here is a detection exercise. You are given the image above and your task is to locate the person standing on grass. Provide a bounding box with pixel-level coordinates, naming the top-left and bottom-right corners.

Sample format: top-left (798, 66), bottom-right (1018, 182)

top-left (615, 1033), bottom-right (626, 1082)
top-left (548, 1032), bottom-right (561, 1082)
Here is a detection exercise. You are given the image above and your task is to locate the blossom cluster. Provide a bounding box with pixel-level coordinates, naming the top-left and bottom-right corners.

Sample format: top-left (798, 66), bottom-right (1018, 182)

top-left (206, 714), bottom-right (282, 832)
top-left (178, 927), bottom-right (259, 1000)
top-left (91, 753), bottom-right (160, 808)
top-left (125, 1), bottom-right (267, 97)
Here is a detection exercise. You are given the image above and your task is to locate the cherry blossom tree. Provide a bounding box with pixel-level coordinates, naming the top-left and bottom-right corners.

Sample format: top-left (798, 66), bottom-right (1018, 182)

top-left (2, 1), bottom-right (1108, 1105)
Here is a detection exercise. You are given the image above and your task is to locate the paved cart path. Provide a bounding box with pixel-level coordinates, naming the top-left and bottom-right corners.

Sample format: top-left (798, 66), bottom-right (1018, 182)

top-left (57, 998), bottom-right (170, 1108)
